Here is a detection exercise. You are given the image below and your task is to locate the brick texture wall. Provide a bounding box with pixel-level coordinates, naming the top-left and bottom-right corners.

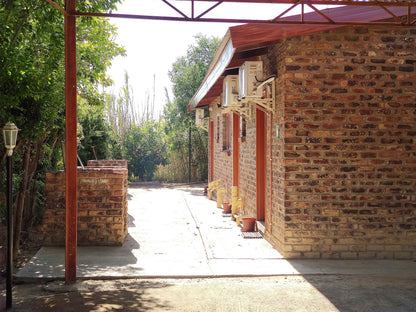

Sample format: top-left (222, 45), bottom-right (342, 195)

top-left (42, 160), bottom-right (128, 246)
top-left (87, 159), bottom-right (128, 168)
top-left (209, 26), bottom-right (416, 259)
top-left (210, 104), bottom-right (233, 203)
top-left (275, 26), bottom-right (416, 259)
top-left (238, 116), bottom-right (257, 217)
top-left (209, 86), bottom-right (260, 212)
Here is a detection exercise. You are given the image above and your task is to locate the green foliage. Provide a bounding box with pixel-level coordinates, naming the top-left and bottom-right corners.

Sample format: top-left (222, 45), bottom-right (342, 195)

top-left (104, 71), bottom-right (166, 182)
top-left (0, 0), bottom-right (66, 140)
top-left (158, 34), bottom-right (219, 182)
top-left (167, 34), bottom-right (220, 125)
top-left (78, 100), bottom-right (111, 164)
top-left (0, 0), bottom-right (124, 251)
top-left (0, 0), bottom-right (125, 146)
top-left (105, 72), bottom-right (138, 153)
top-left (153, 153), bottom-right (187, 183)
top-left (77, 17), bottom-right (126, 106)
top-left (124, 121), bottom-right (167, 181)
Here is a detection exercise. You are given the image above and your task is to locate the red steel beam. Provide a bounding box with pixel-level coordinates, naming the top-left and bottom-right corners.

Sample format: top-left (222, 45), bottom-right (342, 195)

top-left (196, 0), bottom-right (225, 19)
top-left (75, 11), bottom-right (416, 26)
top-left (65, 0), bottom-right (77, 283)
top-left (161, 0), bottom-right (189, 18)
top-left (49, 0), bottom-right (416, 26)
top-left (182, 0), bottom-right (416, 6)
top-left (379, 4), bottom-right (406, 23)
top-left (305, 2), bottom-right (336, 23)
top-left (273, 2), bottom-right (299, 21)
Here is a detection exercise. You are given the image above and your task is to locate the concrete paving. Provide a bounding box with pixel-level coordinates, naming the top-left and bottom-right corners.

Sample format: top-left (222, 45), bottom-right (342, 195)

top-left (16, 184), bottom-right (416, 281)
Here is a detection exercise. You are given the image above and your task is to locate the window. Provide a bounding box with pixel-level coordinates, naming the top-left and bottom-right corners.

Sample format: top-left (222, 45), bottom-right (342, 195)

top-left (222, 113), bottom-right (231, 151)
top-left (241, 116), bottom-right (247, 139)
top-left (216, 115), bottom-right (220, 141)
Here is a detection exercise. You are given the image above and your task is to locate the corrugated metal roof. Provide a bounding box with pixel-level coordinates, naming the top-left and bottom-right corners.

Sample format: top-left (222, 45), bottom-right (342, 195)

top-left (188, 5), bottom-right (416, 111)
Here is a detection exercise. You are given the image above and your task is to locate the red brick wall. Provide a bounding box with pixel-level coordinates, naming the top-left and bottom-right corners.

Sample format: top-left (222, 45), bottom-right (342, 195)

top-left (42, 161), bottom-right (128, 246)
top-left (275, 26), bottom-right (416, 259)
top-left (87, 159), bottom-right (128, 169)
top-left (210, 104), bottom-right (233, 202)
top-left (264, 44), bottom-right (287, 252)
top-left (238, 112), bottom-right (258, 216)
top-left (208, 26), bottom-right (416, 259)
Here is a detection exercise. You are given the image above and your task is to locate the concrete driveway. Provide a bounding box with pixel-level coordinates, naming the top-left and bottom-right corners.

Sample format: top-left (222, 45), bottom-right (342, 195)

top-left (10, 184), bottom-right (416, 312)
top-left (16, 184), bottom-right (416, 280)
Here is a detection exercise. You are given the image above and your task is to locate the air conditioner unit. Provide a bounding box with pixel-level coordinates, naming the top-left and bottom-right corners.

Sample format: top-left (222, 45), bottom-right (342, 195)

top-left (222, 75), bottom-right (239, 107)
top-left (238, 61), bottom-right (263, 100)
top-left (195, 108), bottom-right (205, 125)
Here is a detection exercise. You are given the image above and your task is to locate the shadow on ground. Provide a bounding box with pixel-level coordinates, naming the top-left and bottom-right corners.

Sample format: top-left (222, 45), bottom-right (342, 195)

top-left (307, 275), bottom-right (416, 312)
top-left (10, 280), bottom-right (173, 312)
top-left (288, 260), bottom-right (416, 312)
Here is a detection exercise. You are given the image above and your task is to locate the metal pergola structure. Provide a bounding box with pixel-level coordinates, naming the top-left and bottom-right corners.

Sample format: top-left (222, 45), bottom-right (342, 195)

top-left (53, 0), bottom-right (416, 25)
top-left (49, 0), bottom-right (416, 283)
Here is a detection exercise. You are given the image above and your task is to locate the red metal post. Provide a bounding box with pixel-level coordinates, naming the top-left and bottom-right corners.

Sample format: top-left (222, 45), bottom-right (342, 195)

top-left (65, 0), bottom-right (77, 283)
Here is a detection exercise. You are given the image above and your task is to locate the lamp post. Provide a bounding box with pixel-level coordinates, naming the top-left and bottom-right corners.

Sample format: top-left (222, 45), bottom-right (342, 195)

top-left (2, 122), bottom-right (19, 310)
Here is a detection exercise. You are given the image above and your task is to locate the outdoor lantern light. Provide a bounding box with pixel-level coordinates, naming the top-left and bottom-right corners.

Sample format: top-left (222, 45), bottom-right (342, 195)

top-left (3, 121), bottom-right (19, 310)
top-left (3, 122), bottom-right (19, 156)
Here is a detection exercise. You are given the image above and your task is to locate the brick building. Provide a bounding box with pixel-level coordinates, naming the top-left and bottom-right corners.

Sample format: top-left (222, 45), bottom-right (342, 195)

top-left (189, 6), bottom-right (416, 259)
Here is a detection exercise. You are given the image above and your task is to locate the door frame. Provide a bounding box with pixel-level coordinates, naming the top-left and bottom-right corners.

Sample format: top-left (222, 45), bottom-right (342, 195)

top-left (209, 120), bottom-right (214, 182)
top-left (232, 113), bottom-right (240, 188)
top-left (256, 108), bottom-right (266, 221)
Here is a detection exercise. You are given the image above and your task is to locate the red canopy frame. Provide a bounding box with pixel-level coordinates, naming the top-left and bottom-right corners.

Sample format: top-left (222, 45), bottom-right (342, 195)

top-left (64, 0), bottom-right (77, 283)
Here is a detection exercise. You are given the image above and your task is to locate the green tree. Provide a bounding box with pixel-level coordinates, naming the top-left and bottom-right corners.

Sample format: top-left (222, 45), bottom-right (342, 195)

top-left (78, 100), bottom-right (111, 164)
top-left (105, 71), bottom-right (138, 158)
top-left (124, 121), bottom-right (167, 181)
top-left (104, 70), bottom-right (162, 176)
top-left (168, 34), bottom-right (220, 120)
top-left (0, 0), bottom-right (124, 257)
top-left (158, 34), bottom-right (219, 182)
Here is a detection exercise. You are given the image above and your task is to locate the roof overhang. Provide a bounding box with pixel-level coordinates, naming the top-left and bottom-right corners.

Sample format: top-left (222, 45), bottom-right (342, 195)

top-left (189, 31), bottom-right (235, 109)
top-left (187, 5), bottom-right (416, 111)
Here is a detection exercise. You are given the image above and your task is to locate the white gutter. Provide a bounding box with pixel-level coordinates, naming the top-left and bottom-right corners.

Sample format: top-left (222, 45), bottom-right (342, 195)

top-left (188, 31), bottom-right (235, 111)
